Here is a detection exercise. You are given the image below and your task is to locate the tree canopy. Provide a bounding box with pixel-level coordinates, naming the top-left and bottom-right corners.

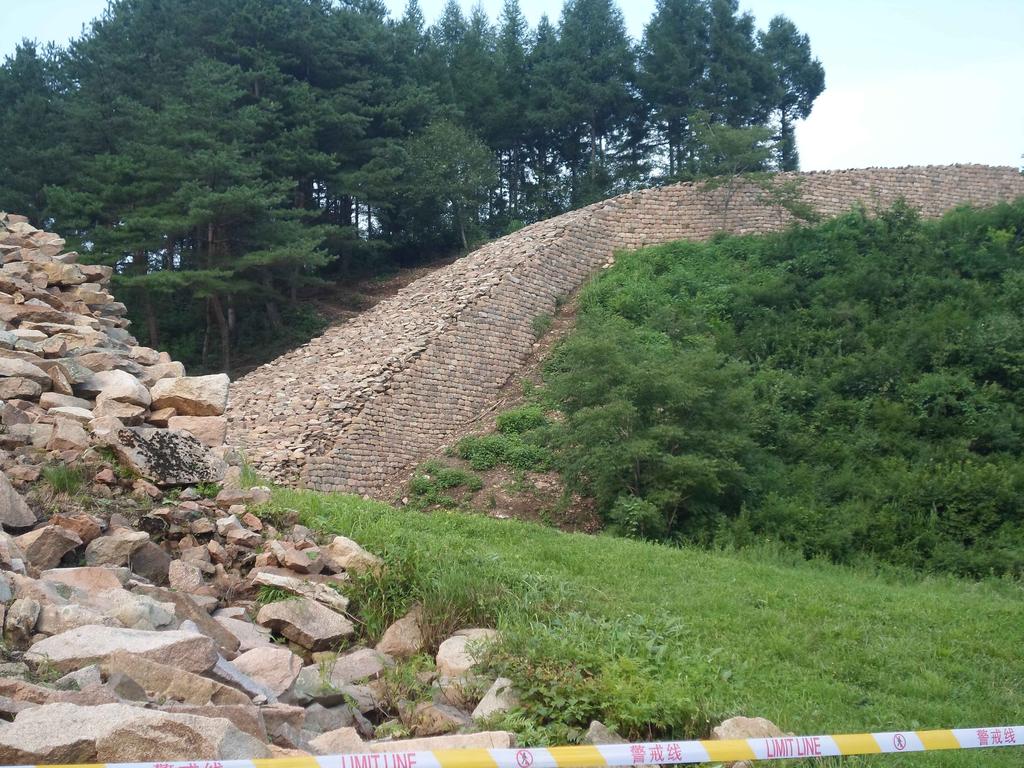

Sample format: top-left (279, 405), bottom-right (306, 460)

top-left (0, 0), bottom-right (824, 373)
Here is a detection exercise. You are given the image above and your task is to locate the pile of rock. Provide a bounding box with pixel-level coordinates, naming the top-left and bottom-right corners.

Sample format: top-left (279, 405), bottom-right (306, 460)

top-left (0, 471), bottom-right (518, 761)
top-left (0, 211), bottom-right (227, 486)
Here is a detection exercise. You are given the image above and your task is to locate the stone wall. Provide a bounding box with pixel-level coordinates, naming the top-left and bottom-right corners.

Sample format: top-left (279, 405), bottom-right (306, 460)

top-left (226, 165), bottom-right (1024, 493)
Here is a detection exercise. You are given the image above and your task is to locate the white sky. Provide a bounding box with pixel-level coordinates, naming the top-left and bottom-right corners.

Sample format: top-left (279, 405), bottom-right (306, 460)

top-left (1, 0), bottom-right (1022, 172)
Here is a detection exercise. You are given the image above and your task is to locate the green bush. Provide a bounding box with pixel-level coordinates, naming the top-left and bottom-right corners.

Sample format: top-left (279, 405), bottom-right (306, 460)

top-left (455, 435), bottom-right (509, 470)
top-left (537, 200), bottom-right (1024, 577)
top-left (496, 405), bottom-right (548, 435)
top-left (456, 433), bottom-right (552, 472)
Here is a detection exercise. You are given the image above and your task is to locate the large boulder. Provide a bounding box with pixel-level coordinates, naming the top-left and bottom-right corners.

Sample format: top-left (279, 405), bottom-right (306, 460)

top-left (710, 716), bottom-right (787, 768)
top-left (472, 677), bottom-right (519, 720)
top-left (711, 715), bottom-right (786, 740)
top-left (376, 606), bottom-right (425, 659)
top-left (309, 726), bottom-right (365, 755)
top-left (41, 566), bottom-right (126, 593)
top-left (4, 597), bottom-right (40, 648)
top-left (408, 700), bottom-right (473, 736)
top-left (47, 418), bottom-right (90, 451)
top-left (251, 570), bottom-right (350, 614)
top-left (84, 528), bottom-right (148, 567)
top-left (159, 703), bottom-right (268, 742)
top-left (150, 374), bottom-right (230, 416)
top-left (168, 415), bottom-right (227, 447)
top-left (99, 427), bottom-right (226, 485)
top-left (78, 369), bottom-right (151, 407)
top-left (0, 357), bottom-right (52, 387)
top-left (325, 648), bottom-right (389, 686)
top-left (321, 535), bottom-right (383, 575)
top-left (132, 584), bottom-right (239, 656)
top-left (0, 376), bottom-right (43, 400)
top-left (230, 646), bottom-right (302, 698)
top-left (25, 625), bottom-right (218, 673)
top-left (371, 732), bottom-right (515, 751)
top-left (0, 702), bottom-right (270, 762)
top-left (435, 628), bottom-right (499, 678)
top-left (214, 615), bottom-right (274, 652)
top-left (256, 596), bottom-right (355, 651)
top-left (36, 603), bottom-right (117, 635)
top-left (102, 651), bottom-right (250, 707)
top-left (14, 525), bottom-right (82, 570)
top-left (0, 471), bottom-right (36, 529)
top-left (80, 588), bottom-right (176, 631)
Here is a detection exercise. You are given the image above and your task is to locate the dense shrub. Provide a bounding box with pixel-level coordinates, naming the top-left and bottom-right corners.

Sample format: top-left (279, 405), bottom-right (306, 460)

top-left (539, 199), bottom-right (1024, 577)
top-left (496, 405), bottom-right (548, 435)
top-left (456, 433), bottom-right (553, 472)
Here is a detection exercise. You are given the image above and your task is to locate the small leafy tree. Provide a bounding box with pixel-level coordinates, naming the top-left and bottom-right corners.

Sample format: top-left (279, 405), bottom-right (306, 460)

top-left (402, 120), bottom-right (498, 250)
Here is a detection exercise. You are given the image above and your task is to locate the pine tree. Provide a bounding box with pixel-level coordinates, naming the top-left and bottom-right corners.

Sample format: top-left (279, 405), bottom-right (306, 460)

top-left (556, 0), bottom-right (638, 205)
top-left (524, 15), bottom-right (570, 219)
top-left (639, 0), bottom-right (710, 177)
top-left (702, 0), bottom-right (774, 127)
top-left (494, 0), bottom-right (530, 222)
top-left (0, 43), bottom-right (69, 224)
top-left (759, 15), bottom-right (825, 170)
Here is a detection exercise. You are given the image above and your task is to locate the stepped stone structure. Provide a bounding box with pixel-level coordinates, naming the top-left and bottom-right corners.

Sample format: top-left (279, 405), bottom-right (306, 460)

top-left (227, 165), bottom-right (1024, 494)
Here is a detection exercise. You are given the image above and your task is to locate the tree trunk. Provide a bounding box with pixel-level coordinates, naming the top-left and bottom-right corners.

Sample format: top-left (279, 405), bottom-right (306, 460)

top-left (265, 300), bottom-right (283, 332)
top-left (201, 298), bottom-right (212, 369)
top-left (209, 293), bottom-right (231, 376)
top-left (143, 290), bottom-right (160, 349)
top-left (456, 203), bottom-right (468, 250)
top-left (339, 195), bottom-right (353, 227)
top-left (779, 112), bottom-right (796, 171)
top-left (589, 123), bottom-right (598, 178)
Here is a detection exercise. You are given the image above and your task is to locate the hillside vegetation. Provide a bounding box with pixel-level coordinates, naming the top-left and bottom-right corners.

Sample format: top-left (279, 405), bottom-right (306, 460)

top-left (269, 487), bottom-right (1023, 766)
top-left (472, 200), bottom-right (1024, 577)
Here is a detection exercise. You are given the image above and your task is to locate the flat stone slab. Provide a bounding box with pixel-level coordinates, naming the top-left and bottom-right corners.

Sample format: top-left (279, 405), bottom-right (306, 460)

top-left (99, 427), bottom-right (226, 486)
top-left (256, 596), bottom-right (355, 651)
top-left (102, 650), bottom-right (250, 707)
top-left (26, 625), bottom-right (218, 673)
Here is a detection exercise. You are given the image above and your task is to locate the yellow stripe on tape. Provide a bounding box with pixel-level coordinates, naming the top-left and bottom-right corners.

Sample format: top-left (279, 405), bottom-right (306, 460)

top-left (831, 733), bottom-right (882, 754)
top-left (435, 749), bottom-right (499, 768)
top-left (254, 758), bottom-right (321, 768)
top-left (700, 739), bottom-right (756, 763)
top-left (548, 745), bottom-right (608, 768)
top-left (916, 729), bottom-right (960, 751)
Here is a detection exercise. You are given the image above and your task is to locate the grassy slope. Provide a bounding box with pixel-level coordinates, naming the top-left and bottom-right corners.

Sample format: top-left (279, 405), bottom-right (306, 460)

top-left (268, 488), bottom-right (1022, 767)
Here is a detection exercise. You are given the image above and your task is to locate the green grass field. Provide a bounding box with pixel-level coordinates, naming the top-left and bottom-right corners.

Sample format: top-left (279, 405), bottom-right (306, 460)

top-left (265, 488), bottom-right (1023, 767)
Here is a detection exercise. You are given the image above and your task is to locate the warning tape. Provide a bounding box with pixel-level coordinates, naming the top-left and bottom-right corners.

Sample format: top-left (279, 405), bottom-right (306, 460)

top-left (8, 725), bottom-right (1023, 768)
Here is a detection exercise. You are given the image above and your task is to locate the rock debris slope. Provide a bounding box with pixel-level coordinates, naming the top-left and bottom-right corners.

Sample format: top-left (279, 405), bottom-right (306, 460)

top-left (0, 212), bottom-right (229, 486)
top-left (228, 165), bottom-right (1024, 493)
